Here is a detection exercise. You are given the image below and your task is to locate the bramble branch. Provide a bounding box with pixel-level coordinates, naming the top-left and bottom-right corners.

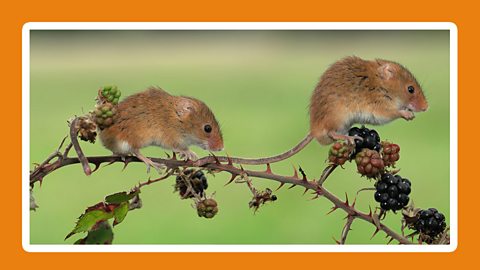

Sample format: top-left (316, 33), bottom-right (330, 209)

top-left (30, 131), bottom-right (412, 244)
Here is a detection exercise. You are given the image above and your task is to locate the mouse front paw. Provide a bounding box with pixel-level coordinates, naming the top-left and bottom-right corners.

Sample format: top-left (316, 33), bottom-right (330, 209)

top-left (400, 110), bottom-right (415, 121)
top-left (176, 150), bottom-right (198, 161)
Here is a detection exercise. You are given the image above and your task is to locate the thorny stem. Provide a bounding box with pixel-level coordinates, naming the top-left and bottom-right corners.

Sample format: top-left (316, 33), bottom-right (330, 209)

top-left (69, 118), bottom-right (92, 175)
top-left (340, 215), bottom-right (355, 244)
top-left (29, 117), bottom-right (413, 244)
top-left (30, 152), bottom-right (412, 244)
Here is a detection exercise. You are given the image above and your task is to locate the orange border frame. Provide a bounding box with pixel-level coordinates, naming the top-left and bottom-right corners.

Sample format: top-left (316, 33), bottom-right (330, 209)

top-left (6, 0), bottom-right (470, 268)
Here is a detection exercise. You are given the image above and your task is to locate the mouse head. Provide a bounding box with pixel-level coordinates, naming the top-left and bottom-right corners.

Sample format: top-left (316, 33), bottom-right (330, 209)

top-left (175, 97), bottom-right (224, 152)
top-left (376, 59), bottom-right (429, 113)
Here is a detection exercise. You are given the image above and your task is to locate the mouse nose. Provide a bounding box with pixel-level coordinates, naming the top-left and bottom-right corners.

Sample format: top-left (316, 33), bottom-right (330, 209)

top-left (208, 139), bottom-right (224, 152)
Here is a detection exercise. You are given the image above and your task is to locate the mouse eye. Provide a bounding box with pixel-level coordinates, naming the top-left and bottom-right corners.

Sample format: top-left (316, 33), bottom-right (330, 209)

top-left (204, 124), bottom-right (212, 133)
top-left (408, 86), bottom-right (415, 94)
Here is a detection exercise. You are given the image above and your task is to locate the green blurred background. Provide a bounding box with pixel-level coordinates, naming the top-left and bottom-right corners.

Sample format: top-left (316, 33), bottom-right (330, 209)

top-left (29, 30), bottom-right (450, 244)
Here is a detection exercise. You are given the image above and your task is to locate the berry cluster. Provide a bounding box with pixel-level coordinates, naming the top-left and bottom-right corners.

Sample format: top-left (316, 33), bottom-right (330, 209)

top-left (77, 116), bottom-right (97, 143)
top-left (355, 149), bottom-right (385, 178)
top-left (328, 141), bottom-right (354, 166)
top-left (414, 208), bottom-right (447, 241)
top-left (381, 141), bottom-right (400, 167)
top-left (196, 198), bottom-right (218, 219)
top-left (93, 103), bottom-right (117, 130)
top-left (374, 173), bottom-right (411, 211)
top-left (249, 188), bottom-right (277, 212)
top-left (349, 126), bottom-right (381, 155)
top-left (175, 169), bottom-right (208, 198)
top-left (100, 85), bottom-right (121, 105)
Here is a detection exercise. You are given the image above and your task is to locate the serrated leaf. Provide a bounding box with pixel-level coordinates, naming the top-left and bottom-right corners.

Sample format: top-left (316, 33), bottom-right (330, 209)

top-left (74, 221), bottom-right (114, 244)
top-left (65, 209), bottom-right (114, 240)
top-left (105, 190), bottom-right (140, 204)
top-left (113, 202), bottom-right (129, 226)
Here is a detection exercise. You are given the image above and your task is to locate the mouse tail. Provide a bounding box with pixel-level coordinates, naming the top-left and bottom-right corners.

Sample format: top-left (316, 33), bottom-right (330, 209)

top-left (211, 133), bottom-right (314, 165)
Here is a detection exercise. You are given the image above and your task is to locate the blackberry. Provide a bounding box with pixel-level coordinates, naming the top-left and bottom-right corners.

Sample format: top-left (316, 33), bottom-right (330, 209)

top-left (381, 141), bottom-right (400, 167)
top-left (348, 126), bottom-right (381, 155)
top-left (175, 169), bottom-right (208, 198)
top-left (196, 198), bottom-right (218, 219)
top-left (93, 103), bottom-right (117, 130)
top-left (328, 141), bottom-right (354, 166)
top-left (100, 85), bottom-right (122, 105)
top-left (355, 148), bottom-right (385, 178)
top-left (414, 208), bottom-right (447, 241)
top-left (374, 173), bottom-right (411, 211)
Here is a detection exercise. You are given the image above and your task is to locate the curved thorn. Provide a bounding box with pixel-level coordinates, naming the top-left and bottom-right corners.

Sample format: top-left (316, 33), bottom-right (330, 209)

top-left (275, 182), bottom-right (285, 191)
top-left (292, 164), bottom-right (299, 179)
top-left (265, 163), bottom-right (272, 174)
top-left (91, 162), bottom-right (101, 173)
top-left (371, 228), bottom-right (380, 239)
top-left (344, 192), bottom-right (349, 206)
top-left (288, 184), bottom-right (296, 189)
top-left (225, 174), bottom-right (237, 186)
top-left (326, 206), bottom-right (338, 215)
top-left (299, 166), bottom-right (307, 181)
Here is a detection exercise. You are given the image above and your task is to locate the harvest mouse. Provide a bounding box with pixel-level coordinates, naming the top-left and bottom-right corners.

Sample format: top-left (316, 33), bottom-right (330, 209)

top-left (99, 87), bottom-right (224, 171)
top-left (216, 56), bottom-right (428, 165)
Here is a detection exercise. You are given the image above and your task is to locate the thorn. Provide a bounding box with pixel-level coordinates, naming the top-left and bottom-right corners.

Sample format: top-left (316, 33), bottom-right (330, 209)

top-left (326, 206), bottom-right (338, 215)
top-left (226, 153), bottom-right (233, 166)
top-left (103, 160), bottom-right (116, 167)
top-left (292, 164), bottom-right (299, 179)
top-left (210, 152), bottom-right (220, 164)
top-left (39, 177), bottom-right (43, 187)
top-left (352, 196), bottom-right (357, 208)
top-left (240, 165), bottom-right (245, 172)
top-left (344, 192), bottom-right (349, 206)
top-left (265, 163), bottom-right (272, 174)
top-left (288, 184), bottom-right (296, 189)
top-left (275, 182), bottom-right (285, 191)
top-left (164, 152), bottom-right (171, 159)
top-left (333, 237), bottom-right (340, 245)
top-left (368, 206), bottom-right (373, 217)
top-left (172, 152), bottom-right (177, 160)
top-left (121, 160), bottom-right (130, 171)
top-left (91, 162), bottom-right (101, 173)
top-left (387, 237), bottom-right (394, 245)
top-left (225, 174), bottom-right (237, 186)
top-left (298, 166), bottom-right (307, 181)
top-left (370, 228), bottom-right (380, 239)
top-left (302, 188), bottom-right (309, 195)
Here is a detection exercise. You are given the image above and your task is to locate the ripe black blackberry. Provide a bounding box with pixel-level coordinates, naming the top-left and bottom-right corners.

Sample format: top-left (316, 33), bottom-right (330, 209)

top-left (348, 126), bottom-right (381, 156)
top-left (374, 173), bottom-right (411, 211)
top-left (414, 208), bottom-right (447, 241)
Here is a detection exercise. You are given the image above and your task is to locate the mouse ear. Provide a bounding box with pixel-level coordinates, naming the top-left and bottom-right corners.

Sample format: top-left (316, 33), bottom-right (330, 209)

top-left (378, 63), bottom-right (396, 80)
top-left (175, 98), bottom-right (195, 119)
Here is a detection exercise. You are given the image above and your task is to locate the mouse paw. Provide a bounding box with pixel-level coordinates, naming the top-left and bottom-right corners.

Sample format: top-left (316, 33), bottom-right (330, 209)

top-left (328, 132), bottom-right (362, 145)
top-left (133, 150), bottom-right (166, 174)
top-left (400, 110), bottom-right (415, 121)
top-left (177, 150), bottom-right (198, 161)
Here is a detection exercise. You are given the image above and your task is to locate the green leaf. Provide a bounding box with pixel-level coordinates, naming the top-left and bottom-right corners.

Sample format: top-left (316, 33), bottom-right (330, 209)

top-left (113, 202), bottom-right (129, 226)
top-left (65, 209), bottom-right (114, 240)
top-left (74, 221), bottom-right (114, 244)
top-left (105, 190), bottom-right (140, 204)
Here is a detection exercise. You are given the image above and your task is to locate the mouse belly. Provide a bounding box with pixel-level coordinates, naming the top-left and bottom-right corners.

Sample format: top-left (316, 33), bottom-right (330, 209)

top-left (349, 111), bottom-right (392, 126)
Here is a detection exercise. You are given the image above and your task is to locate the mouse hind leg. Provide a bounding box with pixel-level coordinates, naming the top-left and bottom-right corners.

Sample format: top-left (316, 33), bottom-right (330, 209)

top-left (328, 131), bottom-right (363, 145)
top-left (132, 149), bottom-right (166, 174)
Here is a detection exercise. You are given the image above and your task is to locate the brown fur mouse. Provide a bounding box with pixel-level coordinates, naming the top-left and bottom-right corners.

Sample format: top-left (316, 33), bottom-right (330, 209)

top-left (216, 56), bottom-right (428, 165)
top-left (100, 87), bottom-right (224, 171)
